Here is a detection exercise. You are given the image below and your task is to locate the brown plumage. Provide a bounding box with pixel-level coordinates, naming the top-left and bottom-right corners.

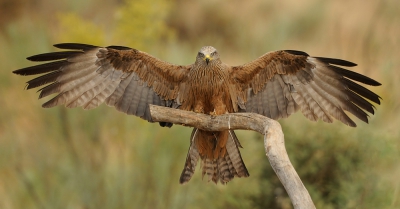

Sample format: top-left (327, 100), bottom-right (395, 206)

top-left (13, 43), bottom-right (381, 184)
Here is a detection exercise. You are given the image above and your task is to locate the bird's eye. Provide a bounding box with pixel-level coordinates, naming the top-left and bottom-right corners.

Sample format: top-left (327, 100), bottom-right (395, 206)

top-left (198, 52), bottom-right (204, 57)
top-left (211, 51), bottom-right (217, 56)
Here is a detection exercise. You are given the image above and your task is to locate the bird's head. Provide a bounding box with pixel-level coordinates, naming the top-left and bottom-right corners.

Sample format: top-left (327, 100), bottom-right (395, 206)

top-left (196, 46), bottom-right (220, 66)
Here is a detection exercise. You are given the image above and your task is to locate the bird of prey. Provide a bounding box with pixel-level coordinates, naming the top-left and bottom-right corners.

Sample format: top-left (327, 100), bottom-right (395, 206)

top-left (13, 43), bottom-right (381, 184)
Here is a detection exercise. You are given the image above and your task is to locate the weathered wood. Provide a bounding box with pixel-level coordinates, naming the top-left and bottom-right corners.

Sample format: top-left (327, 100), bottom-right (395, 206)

top-left (149, 105), bottom-right (316, 209)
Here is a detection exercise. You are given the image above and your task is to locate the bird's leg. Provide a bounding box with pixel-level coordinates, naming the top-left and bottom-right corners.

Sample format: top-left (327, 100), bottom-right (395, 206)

top-left (193, 102), bottom-right (204, 114)
top-left (210, 109), bottom-right (217, 118)
top-left (210, 96), bottom-right (227, 118)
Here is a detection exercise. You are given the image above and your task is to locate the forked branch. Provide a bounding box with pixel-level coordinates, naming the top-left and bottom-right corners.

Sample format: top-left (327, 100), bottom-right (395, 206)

top-left (149, 105), bottom-right (316, 209)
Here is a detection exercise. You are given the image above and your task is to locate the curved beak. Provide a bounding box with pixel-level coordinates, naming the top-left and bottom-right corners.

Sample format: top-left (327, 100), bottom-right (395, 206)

top-left (204, 55), bottom-right (211, 65)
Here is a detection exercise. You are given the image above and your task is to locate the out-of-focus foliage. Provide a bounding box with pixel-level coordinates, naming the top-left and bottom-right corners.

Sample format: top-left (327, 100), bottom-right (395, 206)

top-left (0, 0), bottom-right (45, 28)
top-left (252, 121), bottom-right (397, 209)
top-left (1, 0), bottom-right (399, 208)
top-left (55, 0), bottom-right (175, 51)
top-left (114, 0), bottom-right (175, 50)
top-left (57, 13), bottom-right (106, 45)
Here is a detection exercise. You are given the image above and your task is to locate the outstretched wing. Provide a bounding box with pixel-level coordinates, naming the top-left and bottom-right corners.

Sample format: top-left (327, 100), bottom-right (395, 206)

top-left (230, 50), bottom-right (381, 127)
top-left (13, 43), bottom-right (191, 124)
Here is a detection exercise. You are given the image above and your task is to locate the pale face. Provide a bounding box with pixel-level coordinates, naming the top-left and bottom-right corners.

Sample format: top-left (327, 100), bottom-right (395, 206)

top-left (196, 46), bottom-right (220, 65)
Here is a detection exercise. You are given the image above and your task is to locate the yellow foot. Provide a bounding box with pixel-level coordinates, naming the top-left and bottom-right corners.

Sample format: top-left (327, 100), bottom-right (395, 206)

top-left (209, 109), bottom-right (217, 118)
top-left (210, 109), bottom-right (217, 115)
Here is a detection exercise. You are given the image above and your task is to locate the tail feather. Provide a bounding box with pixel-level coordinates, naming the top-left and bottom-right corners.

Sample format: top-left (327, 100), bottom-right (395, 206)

top-left (224, 154), bottom-right (237, 177)
top-left (179, 129), bottom-right (249, 184)
top-left (201, 158), bottom-right (217, 182)
top-left (217, 156), bottom-right (234, 181)
top-left (226, 130), bottom-right (249, 177)
top-left (179, 129), bottom-right (200, 184)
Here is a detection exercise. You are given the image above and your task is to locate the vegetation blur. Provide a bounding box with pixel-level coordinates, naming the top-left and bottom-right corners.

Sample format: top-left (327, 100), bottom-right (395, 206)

top-left (1, 0), bottom-right (399, 208)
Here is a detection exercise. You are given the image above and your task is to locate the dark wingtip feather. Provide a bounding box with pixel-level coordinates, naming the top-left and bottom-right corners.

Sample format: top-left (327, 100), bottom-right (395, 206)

top-left (347, 90), bottom-right (376, 114)
top-left (13, 60), bottom-right (67, 76)
top-left (27, 51), bottom-right (82, 62)
top-left (12, 69), bottom-right (21, 75)
top-left (25, 71), bottom-right (60, 90)
top-left (315, 57), bottom-right (357, 67)
top-left (366, 80), bottom-right (382, 86)
top-left (41, 95), bottom-right (59, 108)
top-left (107, 45), bottom-right (132, 50)
top-left (284, 50), bottom-right (309, 56)
top-left (53, 43), bottom-right (99, 50)
top-left (344, 78), bottom-right (381, 105)
top-left (349, 122), bottom-right (357, 127)
top-left (330, 66), bottom-right (382, 86)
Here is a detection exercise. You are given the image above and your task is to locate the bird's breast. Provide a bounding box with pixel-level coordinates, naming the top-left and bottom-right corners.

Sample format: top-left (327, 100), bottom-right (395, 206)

top-left (188, 67), bottom-right (227, 96)
top-left (183, 66), bottom-right (234, 114)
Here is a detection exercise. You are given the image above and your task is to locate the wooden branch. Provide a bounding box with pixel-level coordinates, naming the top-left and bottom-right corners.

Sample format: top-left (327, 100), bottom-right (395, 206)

top-left (149, 105), bottom-right (316, 209)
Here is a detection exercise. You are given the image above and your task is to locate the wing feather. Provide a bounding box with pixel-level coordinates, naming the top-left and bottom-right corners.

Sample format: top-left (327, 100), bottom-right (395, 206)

top-left (67, 75), bottom-right (111, 108)
top-left (105, 72), bottom-right (134, 107)
top-left (116, 73), bottom-right (140, 113)
top-left (128, 79), bottom-right (146, 116)
top-left (259, 87), bottom-right (268, 116)
top-left (343, 78), bottom-right (381, 104)
top-left (13, 43), bottom-right (191, 123)
top-left (312, 70), bottom-right (370, 122)
top-left (312, 66), bottom-right (376, 114)
top-left (297, 80), bottom-right (333, 123)
top-left (267, 80), bottom-right (279, 119)
top-left (273, 76), bottom-right (288, 118)
top-left (231, 50), bottom-right (381, 126)
top-left (288, 75), bottom-right (317, 121)
top-left (84, 81), bottom-right (120, 110)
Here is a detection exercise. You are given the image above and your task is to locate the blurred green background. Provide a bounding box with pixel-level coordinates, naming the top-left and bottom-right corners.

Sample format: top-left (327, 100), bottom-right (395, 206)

top-left (0, 0), bottom-right (399, 208)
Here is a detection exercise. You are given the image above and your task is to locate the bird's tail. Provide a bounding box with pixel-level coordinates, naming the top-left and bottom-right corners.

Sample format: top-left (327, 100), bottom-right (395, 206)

top-left (179, 128), bottom-right (249, 184)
